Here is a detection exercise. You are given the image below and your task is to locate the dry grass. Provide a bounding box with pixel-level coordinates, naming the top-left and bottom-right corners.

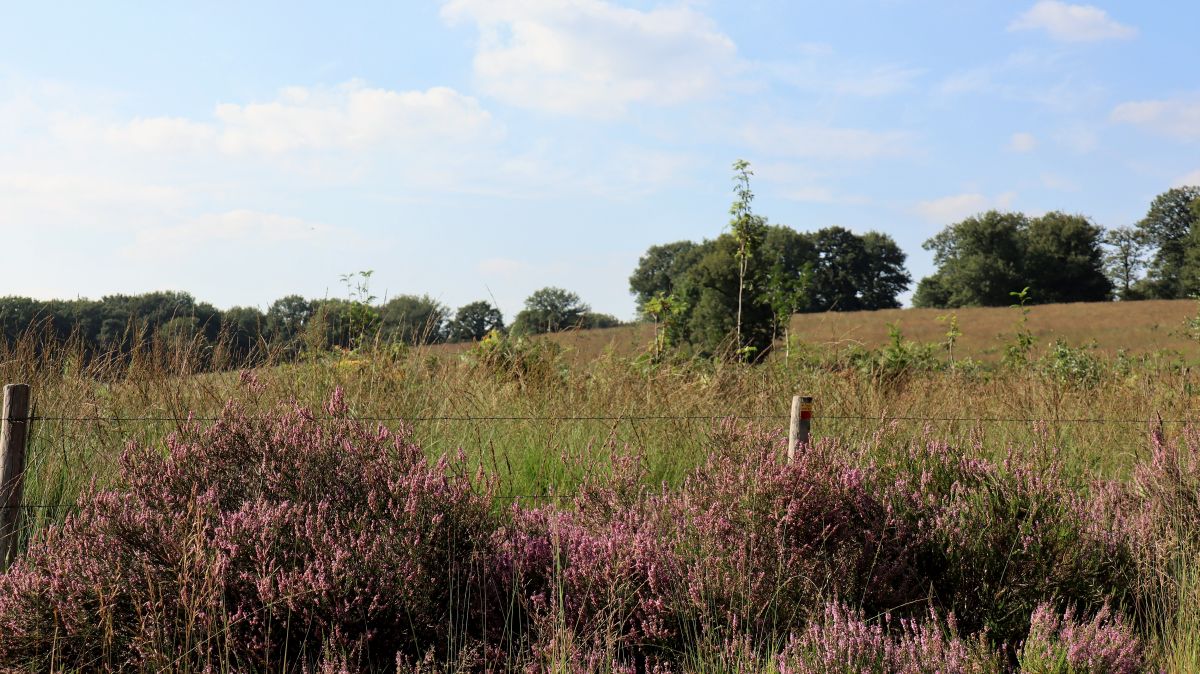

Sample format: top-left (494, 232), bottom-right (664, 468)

top-left (492, 299), bottom-right (1200, 364)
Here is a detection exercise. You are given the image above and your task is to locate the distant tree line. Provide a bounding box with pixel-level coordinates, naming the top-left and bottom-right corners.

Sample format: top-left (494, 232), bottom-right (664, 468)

top-left (914, 186), bottom-right (1200, 307)
top-left (0, 284), bottom-right (621, 365)
top-left (630, 161), bottom-right (910, 358)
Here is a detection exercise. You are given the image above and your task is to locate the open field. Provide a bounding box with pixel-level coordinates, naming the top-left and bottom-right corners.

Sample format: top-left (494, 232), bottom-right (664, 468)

top-left (498, 298), bottom-right (1200, 365)
top-left (1, 317), bottom-right (1199, 671)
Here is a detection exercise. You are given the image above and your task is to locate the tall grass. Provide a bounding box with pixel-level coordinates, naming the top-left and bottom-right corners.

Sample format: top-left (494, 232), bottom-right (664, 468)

top-left (0, 317), bottom-right (1199, 670)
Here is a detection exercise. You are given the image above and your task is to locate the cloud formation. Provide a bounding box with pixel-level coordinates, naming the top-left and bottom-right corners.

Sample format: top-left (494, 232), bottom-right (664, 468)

top-left (1009, 1), bottom-right (1136, 42)
top-left (1009, 132), bottom-right (1037, 153)
top-left (441, 0), bottom-right (737, 117)
top-left (916, 192), bottom-right (1017, 224)
top-left (1111, 96), bottom-right (1200, 142)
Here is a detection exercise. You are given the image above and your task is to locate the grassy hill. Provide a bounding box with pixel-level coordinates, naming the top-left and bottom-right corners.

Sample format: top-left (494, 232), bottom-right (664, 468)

top-left (524, 298), bottom-right (1200, 363)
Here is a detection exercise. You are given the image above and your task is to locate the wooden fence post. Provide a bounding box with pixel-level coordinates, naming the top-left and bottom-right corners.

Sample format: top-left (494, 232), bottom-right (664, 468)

top-left (787, 395), bottom-right (812, 463)
top-left (0, 384), bottom-right (31, 570)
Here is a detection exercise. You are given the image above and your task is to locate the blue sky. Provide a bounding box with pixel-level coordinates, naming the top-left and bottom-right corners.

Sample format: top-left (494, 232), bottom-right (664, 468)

top-left (2, 1), bottom-right (1198, 320)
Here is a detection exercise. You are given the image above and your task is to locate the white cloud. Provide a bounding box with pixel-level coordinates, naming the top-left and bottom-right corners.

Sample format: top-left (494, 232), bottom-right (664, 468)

top-left (1040, 172), bottom-right (1080, 191)
top-left (768, 59), bottom-right (921, 98)
top-left (62, 82), bottom-right (503, 156)
top-left (742, 123), bottom-right (913, 161)
top-left (478, 257), bottom-right (530, 276)
top-left (441, 0), bottom-right (738, 117)
top-left (0, 172), bottom-right (187, 232)
top-left (1009, 132), bottom-right (1037, 153)
top-left (916, 192), bottom-right (1017, 224)
top-left (1009, 1), bottom-right (1136, 42)
top-left (122, 209), bottom-right (346, 260)
top-left (215, 83), bottom-right (501, 154)
top-left (1174, 170), bottom-right (1200, 188)
top-left (1111, 96), bottom-right (1200, 142)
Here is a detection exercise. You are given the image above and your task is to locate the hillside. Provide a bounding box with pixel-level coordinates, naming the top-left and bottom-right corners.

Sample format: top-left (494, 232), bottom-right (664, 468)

top-left (519, 298), bottom-right (1200, 363)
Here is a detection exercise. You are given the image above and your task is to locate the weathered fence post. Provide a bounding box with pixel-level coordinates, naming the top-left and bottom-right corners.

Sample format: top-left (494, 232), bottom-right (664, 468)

top-left (0, 383), bottom-right (31, 570)
top-left (787, 395), bottom-right (812, 463)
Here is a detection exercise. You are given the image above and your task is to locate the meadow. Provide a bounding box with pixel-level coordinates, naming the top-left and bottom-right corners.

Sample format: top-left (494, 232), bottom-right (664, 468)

top-left (1, 299), bottom-right (1199, 671)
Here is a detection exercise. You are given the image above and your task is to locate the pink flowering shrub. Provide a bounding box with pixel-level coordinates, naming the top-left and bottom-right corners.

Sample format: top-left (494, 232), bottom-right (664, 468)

top-left (1017, 602), bottom-right (1144, 673)
top-left (880, 440), bottom-right (1138, 645)
top-left (495, 422), bottom-right (923, 664)
top-left (776, 602), bottom-right (1002, 673)
top-left (0, 390), bottom-right (497, 671)
top-left (0, 400), bottom-right (1167, 672)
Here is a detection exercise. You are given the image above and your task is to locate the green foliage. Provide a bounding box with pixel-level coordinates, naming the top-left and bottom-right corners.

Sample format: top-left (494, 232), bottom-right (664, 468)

top-left (729, 159), bottom-right (769, 355)
top-left (1039, 340), bottom-right (1103, 388)
top-left (632, 222), bottom-right (910, 359)
top-left (848, 323), bottom-right (940, 381)
top-left (338, 270), bottom-right (381, 349)
top-left (1103, 226), bottom-right (1150, 300)
top-left (938, 313), bottom-right (962, 362)
top-left (628, 241), bottom-right (702, 313)
top-left (378, 294), bottom-right (448, 345)
top-left (510, 287), bottom-right (590, 336)
top-left (447, 300), bottom-right (504, 342)
top-left (1003, 287), bottom-right (1037, 367)
top-left (464, 329), bottom-right (564, 384)
top-left (642, 292), bottom-right (687, 360)
top-left (1137, 186), bottom-right (1200, 299)
top-left (916, 211), bottom-right (1111, 308)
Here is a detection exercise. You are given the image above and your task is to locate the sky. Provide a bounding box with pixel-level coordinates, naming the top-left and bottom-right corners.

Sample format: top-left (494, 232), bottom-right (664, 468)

top-left (2, 1), bottom-right (1198, 320)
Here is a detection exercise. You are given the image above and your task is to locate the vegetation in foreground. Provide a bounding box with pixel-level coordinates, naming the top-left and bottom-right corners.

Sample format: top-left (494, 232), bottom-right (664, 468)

top-left (0, 309), bottom-right (1199, 671)
top-left (0, 389), bottom-right (1187, 673)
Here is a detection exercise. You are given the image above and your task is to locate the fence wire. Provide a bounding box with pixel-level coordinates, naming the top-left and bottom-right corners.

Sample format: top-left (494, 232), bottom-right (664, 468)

top-left (2, 408), bottom-right (1193, 522)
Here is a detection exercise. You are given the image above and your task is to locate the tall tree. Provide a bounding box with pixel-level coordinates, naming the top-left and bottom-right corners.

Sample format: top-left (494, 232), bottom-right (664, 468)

top-left (511, 287), bottom-right (590, 335)
top-left (1102, 226), bottom-right (1149, 299)
top-left (447, 301), bottom-right (504, 342)
top-left (1136, 186), bottom-right (1200, 298)
top-left (915, 210), bottom-right (1113, 307)
top-left (379, 295), bottom-right (448, 345)
top-left (1024, 212), bottom-right (1112, 303)
top-left (917, 211), bottom-right (1027, 308)
top-left (728, 159), bottom-right (768, 353)
top-left (628, 241), bottom-right (701, 313)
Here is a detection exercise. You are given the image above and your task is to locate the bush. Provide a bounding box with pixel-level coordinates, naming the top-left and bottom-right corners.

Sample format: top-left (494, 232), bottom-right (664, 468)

top-left (0, 390), bottom-right (496, 671)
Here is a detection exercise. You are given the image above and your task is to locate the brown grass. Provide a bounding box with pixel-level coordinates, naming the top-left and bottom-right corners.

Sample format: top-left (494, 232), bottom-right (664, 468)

top-left (490, 299), bottom-right (1200, 364)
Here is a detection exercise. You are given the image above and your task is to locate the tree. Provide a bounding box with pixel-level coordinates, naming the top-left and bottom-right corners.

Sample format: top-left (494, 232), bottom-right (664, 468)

top-left (379, 295), bottom-right (448, 345)
top-left (1102, 226), bottom-right (1149, 299)
top-left (916, 211), bottom-right (1027, 308)
top-left (222, 306), bottom-right (266, 361)
top-left (1136, 186), bottom-right (1200, 298)
top-left (728, 159), bottom-right (768, 353)
top-left (808, 227), bottom-right (910, 312)
top-left (266, 295), bottom-right (315, 344)
top-left (674, 235), bottom-right (775, 358)
top-left (859, 232), bottom-right (911, 309)
top-left (447, 301), bottom-right (504, 342)
top-left (915, 210), bottom-right (1112, 307)
top-left (628, 241), bottom-right (701, 313)
top-left (1024, 212), bottom-right (1112, 303)
top-left (510, 287), bottom-right (589, 336)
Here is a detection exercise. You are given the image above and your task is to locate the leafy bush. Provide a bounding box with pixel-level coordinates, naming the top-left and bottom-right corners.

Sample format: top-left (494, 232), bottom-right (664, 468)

top-left (0, 390), bottom-right (496, 671)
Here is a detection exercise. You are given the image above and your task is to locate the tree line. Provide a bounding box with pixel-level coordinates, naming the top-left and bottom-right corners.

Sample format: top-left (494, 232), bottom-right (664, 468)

top-left (911, 185), bottom-right (1200, 308)
top-left (0, 281), bottom-right (621, 364)
top-left (4, 162), bottom-right (1197, 364)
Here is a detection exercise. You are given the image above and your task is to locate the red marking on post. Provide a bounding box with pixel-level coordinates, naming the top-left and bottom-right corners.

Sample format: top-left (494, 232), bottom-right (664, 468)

top-left (800, 410), bottom-right (812, 420)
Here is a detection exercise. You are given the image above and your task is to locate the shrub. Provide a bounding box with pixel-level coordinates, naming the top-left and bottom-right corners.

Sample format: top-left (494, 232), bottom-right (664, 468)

top-left (0, 390), bottom-right (497, 671)
top-left (777, 602), bottom-right (1003, 674)
top-left (1017, 602), bottom-right (1144, 673)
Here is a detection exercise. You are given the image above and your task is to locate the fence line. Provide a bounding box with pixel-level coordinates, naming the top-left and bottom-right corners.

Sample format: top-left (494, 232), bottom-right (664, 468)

top-left (1, 381), bottom-right (1194, 547)
top-left (4, 413), bottom-right (1196, 425)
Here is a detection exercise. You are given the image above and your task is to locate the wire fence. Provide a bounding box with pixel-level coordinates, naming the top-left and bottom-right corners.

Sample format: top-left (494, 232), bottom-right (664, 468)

top-left (1, 401), bottom-right (1194, 545)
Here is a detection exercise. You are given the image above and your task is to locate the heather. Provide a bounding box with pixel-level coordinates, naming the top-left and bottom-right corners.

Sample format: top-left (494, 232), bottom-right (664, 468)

top-left (3, 320), bottom-right (1200, 670)
top-left (3, 387), bottom-right (1196, 671)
